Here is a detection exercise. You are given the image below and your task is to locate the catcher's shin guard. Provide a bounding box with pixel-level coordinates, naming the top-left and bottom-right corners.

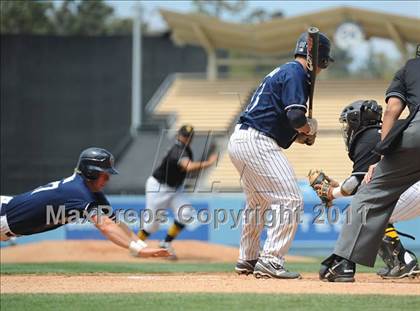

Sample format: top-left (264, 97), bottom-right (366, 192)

top-left (377, 224), bottom-right (419, 278)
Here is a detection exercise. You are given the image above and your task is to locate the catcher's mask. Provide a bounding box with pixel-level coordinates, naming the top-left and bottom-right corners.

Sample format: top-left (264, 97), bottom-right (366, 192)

top-left (339, 100), bottom-right (382, 150)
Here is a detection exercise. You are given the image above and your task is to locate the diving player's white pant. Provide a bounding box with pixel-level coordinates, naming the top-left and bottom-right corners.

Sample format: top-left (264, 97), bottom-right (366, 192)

top-left (143, 176), bottom-right (195, 234)
top-left (389, 180), bottom-right (420, 223)
top-left (0, 196), bottom-right (14, 241)
top-left (228, 125), bottom-right (303, 265)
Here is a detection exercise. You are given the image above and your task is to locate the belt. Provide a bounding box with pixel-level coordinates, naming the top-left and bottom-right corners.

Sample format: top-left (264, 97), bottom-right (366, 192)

top-left (238, 124), bottom-right (289, 149)
top-left (239, 124), bottom-right (269, 138)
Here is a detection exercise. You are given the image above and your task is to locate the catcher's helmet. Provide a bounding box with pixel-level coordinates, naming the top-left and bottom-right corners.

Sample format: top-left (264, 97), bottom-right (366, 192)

top-left (339, 100), bottom-right (382, 150)
top-left (294, 31), bottom-right (334, 69)
top-left (76, 147), bottom-right (118, 180)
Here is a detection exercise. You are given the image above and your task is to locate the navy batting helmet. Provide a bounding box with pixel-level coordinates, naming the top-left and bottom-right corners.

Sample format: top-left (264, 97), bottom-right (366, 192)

top-left (339, 100), bottom-right (382, 150)
top-left (76, 147), bottom-right (118, 180)
top-left (294, 31), bottom-right (334, 69)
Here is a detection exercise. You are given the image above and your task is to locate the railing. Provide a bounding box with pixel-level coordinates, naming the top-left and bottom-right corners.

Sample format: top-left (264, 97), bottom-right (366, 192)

top-left (145, 73), bottom-right (177, 113)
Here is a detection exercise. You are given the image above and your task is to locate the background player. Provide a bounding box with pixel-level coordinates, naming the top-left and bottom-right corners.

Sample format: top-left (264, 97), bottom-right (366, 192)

top-left (138, 125), bottom-right (217, 259)
top-left (309, 100), bottom-right (419, 280)
top-left (228, 31), bottom-right (333, 279)
top-left (0, 147), bottom-right (170, 258)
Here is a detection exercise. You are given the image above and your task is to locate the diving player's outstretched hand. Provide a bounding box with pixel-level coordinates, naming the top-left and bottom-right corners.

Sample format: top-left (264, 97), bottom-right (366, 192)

top-left (137, 248), bottom-right (171, 258)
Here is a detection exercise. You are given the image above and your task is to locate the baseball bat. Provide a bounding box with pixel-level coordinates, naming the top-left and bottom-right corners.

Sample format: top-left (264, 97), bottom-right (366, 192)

top-left (306, 27), bottom-right (320, 119)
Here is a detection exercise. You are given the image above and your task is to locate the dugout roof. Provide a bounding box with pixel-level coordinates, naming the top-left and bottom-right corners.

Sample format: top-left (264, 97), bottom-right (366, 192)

top-left (160, 6), bottom-right (420, 56)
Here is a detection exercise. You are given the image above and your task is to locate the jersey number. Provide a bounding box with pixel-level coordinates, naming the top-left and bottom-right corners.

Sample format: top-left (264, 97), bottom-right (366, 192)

top-left (245, 67), bottom-right (280, 113)
top-left (30, 174), bottom-right (76, 195)
top-left (31, 181), bottom-right (60, 195)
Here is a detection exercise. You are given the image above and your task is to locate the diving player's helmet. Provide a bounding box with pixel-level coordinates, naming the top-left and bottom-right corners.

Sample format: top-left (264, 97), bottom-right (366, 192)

top-left (339, 100), bottom-right (383, 150)
top-left (76, 147), bottom-right (118, 180)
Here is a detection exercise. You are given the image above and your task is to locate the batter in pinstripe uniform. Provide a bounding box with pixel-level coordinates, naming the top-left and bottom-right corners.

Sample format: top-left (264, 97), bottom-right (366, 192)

top-left (228, 32), bottom-right (333, 279)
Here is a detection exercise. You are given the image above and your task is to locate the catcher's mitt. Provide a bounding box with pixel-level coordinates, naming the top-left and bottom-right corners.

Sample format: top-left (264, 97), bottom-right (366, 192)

top-left (308, 169), bottom-right (339, 207)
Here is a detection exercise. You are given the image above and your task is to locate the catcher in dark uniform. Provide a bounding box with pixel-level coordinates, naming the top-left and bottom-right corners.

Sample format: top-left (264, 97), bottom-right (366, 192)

top-left (308, 100), bottom-right (420, 280)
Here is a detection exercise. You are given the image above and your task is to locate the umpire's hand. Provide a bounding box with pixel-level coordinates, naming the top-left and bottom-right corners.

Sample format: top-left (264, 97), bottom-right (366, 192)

top-left (364, 163), bottom-right (378, 184)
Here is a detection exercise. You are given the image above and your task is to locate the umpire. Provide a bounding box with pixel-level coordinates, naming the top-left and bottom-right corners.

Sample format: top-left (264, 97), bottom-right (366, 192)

top-left (320, 57), bottom-right (420, 281)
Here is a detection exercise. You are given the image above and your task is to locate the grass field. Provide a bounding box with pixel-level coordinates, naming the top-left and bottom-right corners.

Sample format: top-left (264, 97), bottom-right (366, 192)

top-left (1, 261), bottom-right (419, 311)
top-left (0, 260), bottom-right (385, 274)
top-left (2, 293), bottom-right (420, 311)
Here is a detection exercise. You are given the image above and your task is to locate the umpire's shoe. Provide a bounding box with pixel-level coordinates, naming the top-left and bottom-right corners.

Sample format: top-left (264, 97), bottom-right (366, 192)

top-left (319, 254), bottom-right (355, 282)
top-left (235, 259), bottom-right (258, 275)
top-left (253, 258), bottom-right (301, 279)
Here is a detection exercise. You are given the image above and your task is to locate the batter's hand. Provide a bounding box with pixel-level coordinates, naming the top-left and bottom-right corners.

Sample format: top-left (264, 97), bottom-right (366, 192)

top-left (364, 163), bottom-right (378, 184)
top-left (306, 118), bottom-right (318, 136)
top-left (304, 133), bottom-right (316, 145)
top-left (137, 248), bottom-right (171, 258)
top-left (295, 133), bottom-right (316, 145)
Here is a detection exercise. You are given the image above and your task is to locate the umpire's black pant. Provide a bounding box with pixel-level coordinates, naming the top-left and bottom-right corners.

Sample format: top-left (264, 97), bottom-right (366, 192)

top-left (334, 112), bottom-right (420, 267)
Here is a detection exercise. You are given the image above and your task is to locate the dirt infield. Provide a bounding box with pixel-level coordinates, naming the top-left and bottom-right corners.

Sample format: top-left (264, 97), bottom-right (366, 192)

top-left (2, 273), bottom-right (419, 295)
top-left (0, 240), bottom-right (313, 263)
top-left (2, 241), bottom-right (419, 296)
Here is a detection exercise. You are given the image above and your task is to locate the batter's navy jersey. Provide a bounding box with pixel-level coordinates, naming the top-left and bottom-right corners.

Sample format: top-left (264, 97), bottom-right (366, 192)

top-left (239, 61), bottom-right (310, 149)
top-left (2, 174), bottom-right (110, 235)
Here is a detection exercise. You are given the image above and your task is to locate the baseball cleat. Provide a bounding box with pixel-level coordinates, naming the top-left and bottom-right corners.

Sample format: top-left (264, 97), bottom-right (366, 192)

top-left (253, 259), bottom-right (301, 279)
top-left (376, 267), bottom-right (390, 277)
top-left (380, 260), bottom-right (420, 279)
top-left (319, 254), bottom-right (355, 282)
top-left (159, 241), bottom-right (178, 260)
top-left (235, 259), bottom-right (258, 275)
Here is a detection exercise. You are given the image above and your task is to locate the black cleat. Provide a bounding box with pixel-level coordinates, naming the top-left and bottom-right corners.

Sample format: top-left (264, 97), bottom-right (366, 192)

top-left (320, 254), bottom-right (355, 282)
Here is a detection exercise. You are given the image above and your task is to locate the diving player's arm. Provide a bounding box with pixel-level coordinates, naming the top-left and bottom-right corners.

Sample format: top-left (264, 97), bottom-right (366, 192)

top-left (118, 221), bottom-right (140, 242)
top-left (91, 214), bottom-right (170, 258)
top-left (178, 153), bottom-right (217, 172)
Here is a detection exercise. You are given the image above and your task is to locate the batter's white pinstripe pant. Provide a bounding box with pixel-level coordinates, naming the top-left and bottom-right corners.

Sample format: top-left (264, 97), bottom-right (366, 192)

top-left (228, 125), bottom-right (303, 265)
top-left (389, 180), bottom-right (420, 223)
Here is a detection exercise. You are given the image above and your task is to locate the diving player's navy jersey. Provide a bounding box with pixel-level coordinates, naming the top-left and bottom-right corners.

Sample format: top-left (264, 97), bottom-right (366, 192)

top-left (239, 61), bottom-right (309, 149)
top-left (2, 174), bottom-right (110, 235)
